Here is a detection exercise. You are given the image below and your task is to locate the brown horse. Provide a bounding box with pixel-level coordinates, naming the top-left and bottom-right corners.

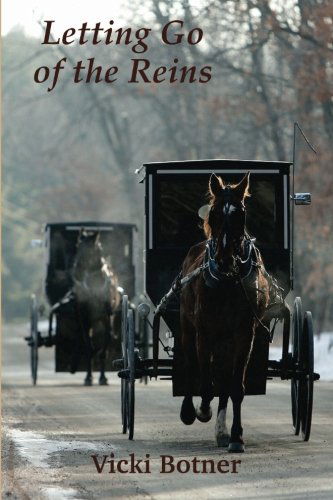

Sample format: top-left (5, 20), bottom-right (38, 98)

top-left (180, 172), bottom-right (270, 452)
top-left (72, 230), bottom-right (120, 386)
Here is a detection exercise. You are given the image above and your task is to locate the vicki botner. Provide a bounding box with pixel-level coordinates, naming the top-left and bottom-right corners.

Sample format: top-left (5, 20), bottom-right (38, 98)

top-left (91, 453), bottom-right (241, 474)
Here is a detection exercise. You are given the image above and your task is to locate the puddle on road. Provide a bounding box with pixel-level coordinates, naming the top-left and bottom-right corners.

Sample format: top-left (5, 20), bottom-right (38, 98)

top-left (6, 427), bottom-right (115, 499)
top-left (7, 428), bottom-right (113, 469)
top-left (43, 486), bottom-right (80, 500)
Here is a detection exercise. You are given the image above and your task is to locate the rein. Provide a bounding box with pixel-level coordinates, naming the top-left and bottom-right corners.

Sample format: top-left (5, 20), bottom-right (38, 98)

top-left (237, 263), bottom-right (272, 336)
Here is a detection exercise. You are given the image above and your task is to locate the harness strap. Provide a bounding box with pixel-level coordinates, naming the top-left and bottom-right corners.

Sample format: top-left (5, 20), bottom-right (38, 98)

top-left (50, 290), bottom-right (75, 313)
top-left (48, 290), bottom-right (75, 336)
top-left (155, 239), bottom-right (285, 342)
top-left (180, 263), bottom-right (208, 286)
top-left (238, 271), bottom-right (271, 336)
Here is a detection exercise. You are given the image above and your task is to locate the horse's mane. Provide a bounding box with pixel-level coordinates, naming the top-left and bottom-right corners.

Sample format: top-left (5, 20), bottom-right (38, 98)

top-left (203, 216), bottom-right (212, 239)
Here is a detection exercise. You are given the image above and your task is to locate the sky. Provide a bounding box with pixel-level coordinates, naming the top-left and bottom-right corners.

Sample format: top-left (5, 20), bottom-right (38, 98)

top-left (1, 0), bottom-right (127, 38)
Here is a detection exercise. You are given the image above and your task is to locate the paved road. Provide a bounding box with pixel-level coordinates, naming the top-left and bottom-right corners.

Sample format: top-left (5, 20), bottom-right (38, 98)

top-left (2, 323), bottom-right (333, 499)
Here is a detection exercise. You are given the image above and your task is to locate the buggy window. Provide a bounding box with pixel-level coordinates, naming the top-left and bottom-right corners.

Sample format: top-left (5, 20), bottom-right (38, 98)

top-left (155, 175), bottom-right (282, 249)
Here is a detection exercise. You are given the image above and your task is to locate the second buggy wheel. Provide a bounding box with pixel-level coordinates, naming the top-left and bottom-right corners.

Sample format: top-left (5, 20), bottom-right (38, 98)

top-left (120, 296), bottom-right (136, 440)
top-left (126, 309), bottom-right (135, 440)
top-left (121, 295), bottom-right (129, 434)
top-left (291, 297), bottom-right (302, 435)
top-left (299, 311), bottom-right (314, 441)
top-left (139, 311), bottom-right (149, 385)
top-left (30, 294), bottom-right (39, 386)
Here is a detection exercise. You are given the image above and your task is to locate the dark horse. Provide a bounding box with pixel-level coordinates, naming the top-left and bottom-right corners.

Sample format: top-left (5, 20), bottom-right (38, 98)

top-left (180, 172), bottom-right (270, 452)
top-left (72, 230), bottom-right (120, 386)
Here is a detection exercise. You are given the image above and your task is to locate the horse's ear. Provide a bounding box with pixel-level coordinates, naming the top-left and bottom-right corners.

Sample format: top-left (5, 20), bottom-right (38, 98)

top-left (209, 173), bottom-right (224, 196)
top-left (234, 172), bottom-right (250, 199)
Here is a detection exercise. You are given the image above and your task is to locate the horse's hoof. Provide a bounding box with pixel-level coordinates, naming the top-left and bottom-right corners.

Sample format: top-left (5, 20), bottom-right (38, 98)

top-left (84, 378), bottom-right (93, 386)
top-left (228, 442), bottom-right (245, 453)
top-left (180, 399), bottom-right (196, 425)
top-left (216, 433), bottom-right (230, 447)
top-left (99, 377), bottom-right (108, 386)
top-left (195, 405), bottom-right (212, 423)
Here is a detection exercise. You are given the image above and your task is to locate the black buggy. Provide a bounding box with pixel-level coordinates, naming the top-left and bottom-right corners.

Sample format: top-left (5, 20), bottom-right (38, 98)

top-left (26, 221), bottom-right (137, 385)
top-left (116, 159), bottom-right (320, 441)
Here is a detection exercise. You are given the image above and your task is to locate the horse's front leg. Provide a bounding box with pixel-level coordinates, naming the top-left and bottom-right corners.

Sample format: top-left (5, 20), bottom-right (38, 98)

top-left (98, 317), bottom-right (111, 386)
top-left (98, 353), bottom-right (108, 385)
top-left (229, 323), bottom-right (255, 452)
top-left (79, 308), bottom-right (93, 386)
top-left (195, 331), bottom-right (214, 423)
top-left (84, 328), bottom-right (93, 386)
top-left (180, 314), bottom-right (197, 425)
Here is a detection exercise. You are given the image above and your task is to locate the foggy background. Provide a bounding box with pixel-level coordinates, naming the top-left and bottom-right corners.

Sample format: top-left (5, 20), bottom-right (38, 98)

top-left (2, 0), bottom-right (333, 332)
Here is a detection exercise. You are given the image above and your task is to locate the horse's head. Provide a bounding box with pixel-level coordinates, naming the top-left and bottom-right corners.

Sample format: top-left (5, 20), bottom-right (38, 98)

top-left (76, 230), bottom-right (103, 272)
top-left (204, 172), bottom-right (250, 270)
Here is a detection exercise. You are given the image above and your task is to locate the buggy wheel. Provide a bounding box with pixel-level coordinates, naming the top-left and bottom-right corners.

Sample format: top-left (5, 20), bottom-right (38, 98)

top-left (291, 297), bottom-right (302, 435)
top-left (139, 315), bottom-right (149, 385)
top-left (121, 379), bottom-right (128, 434)
top-left (127, 309), bottom-right (135, 440)
top-left (121, 295), bottom-right (129, 434)
top-left (299, 312), bottom-right (314, 441)
top-left (30, 294), bottom-right (39, 386)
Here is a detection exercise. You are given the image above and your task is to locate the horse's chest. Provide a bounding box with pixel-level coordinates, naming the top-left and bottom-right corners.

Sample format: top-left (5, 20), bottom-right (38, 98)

top-left (195, 282), bottom-right (247, 322)
top-left (196, 284), bottom-right (237, 314)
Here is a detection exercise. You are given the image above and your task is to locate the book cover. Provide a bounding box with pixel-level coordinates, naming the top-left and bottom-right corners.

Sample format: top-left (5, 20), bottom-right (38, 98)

top-left (2, 1), bottom-right (333, 499)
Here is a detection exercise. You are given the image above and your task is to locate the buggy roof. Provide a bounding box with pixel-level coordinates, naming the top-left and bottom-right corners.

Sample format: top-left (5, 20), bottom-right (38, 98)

top-left (142, 158), bottom-right (291, 173)
top-left (45, 221), bottom-right (137, 231)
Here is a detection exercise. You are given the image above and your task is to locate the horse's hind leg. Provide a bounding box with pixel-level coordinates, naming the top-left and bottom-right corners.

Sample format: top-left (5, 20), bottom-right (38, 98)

top-left (215, 395), bottom-right (230, 447)
top-left (213, 349), bottom-right (231, 446)
top-left (229, 373), bottom-right (245, 452)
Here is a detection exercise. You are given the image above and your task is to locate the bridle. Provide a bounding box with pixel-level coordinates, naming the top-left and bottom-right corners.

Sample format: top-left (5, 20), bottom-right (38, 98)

top-left (210, 187), bottom-right (247, 271)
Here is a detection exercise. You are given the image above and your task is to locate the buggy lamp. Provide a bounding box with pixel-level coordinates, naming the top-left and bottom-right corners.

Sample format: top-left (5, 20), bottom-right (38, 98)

top-left (137, 303), bottom-right (150, 318)
top-left (293, 193), bottom-right (311, 205)
top-left (30, 239), bottom-right (43, 248)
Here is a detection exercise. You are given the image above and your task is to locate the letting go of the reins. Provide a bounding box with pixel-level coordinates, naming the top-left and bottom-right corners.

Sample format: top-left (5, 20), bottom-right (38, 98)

top-left (34, 20), bottom-right (212, 92)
